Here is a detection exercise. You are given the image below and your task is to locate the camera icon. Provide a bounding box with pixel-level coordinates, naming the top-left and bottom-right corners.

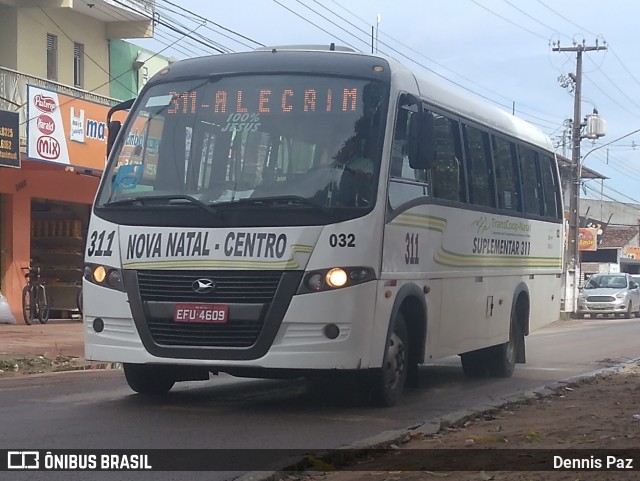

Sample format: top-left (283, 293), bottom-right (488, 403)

top-left (7, 451), bottom-right (40, 469)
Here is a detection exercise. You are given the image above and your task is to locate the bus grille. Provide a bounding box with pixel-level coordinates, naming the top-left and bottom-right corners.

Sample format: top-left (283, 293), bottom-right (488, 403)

top-left (146, 319), bottom-right (264, 348)
top-left (136, 270), bottom-right (284, 348)
top-left (137, 269), bottom-right (283, 303)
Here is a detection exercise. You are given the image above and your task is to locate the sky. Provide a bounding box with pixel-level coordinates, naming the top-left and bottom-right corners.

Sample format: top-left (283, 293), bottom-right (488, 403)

top-left (131, 0), bottom-right (640, 211)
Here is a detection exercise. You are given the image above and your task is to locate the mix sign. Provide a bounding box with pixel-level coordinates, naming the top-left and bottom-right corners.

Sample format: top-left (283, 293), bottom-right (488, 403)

top-left (26, 85), bottom-right (117, 171)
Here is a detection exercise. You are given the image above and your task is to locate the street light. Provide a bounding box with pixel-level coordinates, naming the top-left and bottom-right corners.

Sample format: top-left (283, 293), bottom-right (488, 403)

top-left (580, 127), bottom-right (640, 168)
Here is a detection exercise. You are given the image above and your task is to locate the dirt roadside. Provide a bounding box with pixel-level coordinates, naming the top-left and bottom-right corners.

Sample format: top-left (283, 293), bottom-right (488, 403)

top-left (273, 363), bottom-right (640, 481)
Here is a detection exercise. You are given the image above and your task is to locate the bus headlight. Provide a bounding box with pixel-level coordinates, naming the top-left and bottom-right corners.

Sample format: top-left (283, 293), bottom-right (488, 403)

top-left (84, 263), bottom-right (126, 292)
top-left (326, 268), bottom-right (348, 288)
top-left (92, 265), bottom-right (106, 284)
top-left (299, 266), bottom-right (375, 294)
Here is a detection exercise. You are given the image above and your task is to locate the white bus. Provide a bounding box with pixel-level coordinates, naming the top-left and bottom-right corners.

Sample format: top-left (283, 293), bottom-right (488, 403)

top-left (84, 45), bottom-right (563, 406)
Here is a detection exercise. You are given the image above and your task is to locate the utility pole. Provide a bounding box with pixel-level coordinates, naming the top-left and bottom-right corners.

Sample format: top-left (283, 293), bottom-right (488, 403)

top-left (553, 41), bottom-right (607, 314)
top-left (561, 119), bottom-right (572, 158)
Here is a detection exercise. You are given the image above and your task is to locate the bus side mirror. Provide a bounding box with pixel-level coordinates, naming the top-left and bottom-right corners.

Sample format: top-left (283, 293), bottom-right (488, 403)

top-left (106, 97), bottom-right (135, 157)
top-left (106, 121), bottom-right (121, 157)
top-left (407, 110), bottom-right (435, 170)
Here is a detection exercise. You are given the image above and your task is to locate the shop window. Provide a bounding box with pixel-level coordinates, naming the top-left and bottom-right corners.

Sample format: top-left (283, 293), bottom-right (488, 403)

top-left (30, 199), bottom-right (89, 317)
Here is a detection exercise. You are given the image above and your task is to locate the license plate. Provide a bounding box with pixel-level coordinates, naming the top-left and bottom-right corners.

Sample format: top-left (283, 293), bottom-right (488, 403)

top-left (173, 303), bottom-right (229, 324)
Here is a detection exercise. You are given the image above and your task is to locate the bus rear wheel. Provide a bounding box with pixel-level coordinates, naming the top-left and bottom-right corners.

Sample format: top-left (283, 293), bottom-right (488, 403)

top-left (123, 363), bottom-right (175, 395)
top-left (368, 313), bottom-right (409, 407)
top-left (486, 317), bottom-right (521, 378)
top-left (461, 315), bottom-right (523, 378)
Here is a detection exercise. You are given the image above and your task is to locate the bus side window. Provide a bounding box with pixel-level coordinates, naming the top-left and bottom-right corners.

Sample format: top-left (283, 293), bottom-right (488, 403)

top-left (428, 110), bottom-right (465, 203)
top-left (539, 153), bottom-right (562, 219)
top-left (462, 124), bottom-right (494, 208)
top-left (390, 108), bottom-right (408, 178)
top-left (518, 146), bottom-right (543, 215)
top-left (388, 105), bottom-right (429, 209)
top-left (391, 107), bottom-right (425, 181)
top-left (492, 136), bottom-right (521, 212)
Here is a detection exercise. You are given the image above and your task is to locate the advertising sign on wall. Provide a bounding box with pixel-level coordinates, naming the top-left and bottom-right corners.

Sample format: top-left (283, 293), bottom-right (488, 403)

top-left (26, 85), bottom-right (115, 171)
top-left (0, 109), bottom-right (20, 168)
top-left (624, 246), bottom-right (640, 260)
top-left (578, 227), bottom-right (598, 251)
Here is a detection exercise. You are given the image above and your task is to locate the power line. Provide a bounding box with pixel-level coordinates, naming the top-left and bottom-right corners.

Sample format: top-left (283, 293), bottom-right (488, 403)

top-left (109, 0), bottom-right (226, 53)
top-left (157, 0), bottom-right (264, 49)
top-left (77, 0), bottom-right (208, 58)
top-left (469, 0), bottom-right (548, 40)
top-left (270, 0), bottom-right (360, 51)
top-left (534, 0), bottom-right (598, 37)
top-left (312, 0), bottom-right (565, 131)
top-left (293, 0), bottom-right (369, 51)
top-left (500, 0), bottom-right (567, 39)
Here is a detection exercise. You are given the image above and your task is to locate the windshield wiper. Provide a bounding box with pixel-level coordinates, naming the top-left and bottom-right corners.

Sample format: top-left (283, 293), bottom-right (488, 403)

top-left (228, 195), bottom-right (333, 216)
top-left (105, 194), bottom-right (219, 218)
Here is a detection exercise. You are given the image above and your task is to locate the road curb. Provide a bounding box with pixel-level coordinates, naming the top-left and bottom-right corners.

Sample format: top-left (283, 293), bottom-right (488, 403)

top-left (235, 357), bottom-right (640, 481)
top-left (0, 357), bottom-right (122, 377)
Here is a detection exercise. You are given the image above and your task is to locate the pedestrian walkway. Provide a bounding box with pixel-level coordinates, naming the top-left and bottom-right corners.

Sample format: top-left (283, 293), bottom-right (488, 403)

top-left (0, 320), bottom-right (84, 361)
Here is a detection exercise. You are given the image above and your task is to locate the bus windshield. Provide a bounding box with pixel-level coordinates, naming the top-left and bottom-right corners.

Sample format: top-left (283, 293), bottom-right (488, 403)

top-left (98, 74), bottom-right (388, 219)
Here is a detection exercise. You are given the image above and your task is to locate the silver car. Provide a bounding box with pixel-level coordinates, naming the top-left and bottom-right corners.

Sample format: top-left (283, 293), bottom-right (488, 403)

top-left (576, 273), bottom-right (640, 318)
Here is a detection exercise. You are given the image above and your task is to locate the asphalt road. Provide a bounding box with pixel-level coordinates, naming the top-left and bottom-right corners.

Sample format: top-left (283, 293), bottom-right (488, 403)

top-left (1, 317), bottom-right (640, 481)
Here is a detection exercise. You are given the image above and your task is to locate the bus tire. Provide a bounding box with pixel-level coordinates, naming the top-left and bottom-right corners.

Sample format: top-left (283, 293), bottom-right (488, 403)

top-left (123, 363), bottom-right (175, 395)
top-left (369, 313), bottom-right (409, 407)
top-left (487, 316), bottom-right (521, 378)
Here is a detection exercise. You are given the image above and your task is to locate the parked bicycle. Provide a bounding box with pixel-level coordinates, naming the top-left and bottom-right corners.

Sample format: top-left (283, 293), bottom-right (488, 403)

top-left (21, 264), bottom-right (50, 325)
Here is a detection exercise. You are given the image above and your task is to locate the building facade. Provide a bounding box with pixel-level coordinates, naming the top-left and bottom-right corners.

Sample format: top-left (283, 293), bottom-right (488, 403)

top-left (0, 0), bottom-right (155, 322)
top-left (580, 198), bottom-right (640, 278)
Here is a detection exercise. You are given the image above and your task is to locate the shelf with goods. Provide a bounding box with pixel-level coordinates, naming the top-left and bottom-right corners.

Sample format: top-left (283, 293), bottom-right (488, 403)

top-left (30, 217), bottom-right (86, 312)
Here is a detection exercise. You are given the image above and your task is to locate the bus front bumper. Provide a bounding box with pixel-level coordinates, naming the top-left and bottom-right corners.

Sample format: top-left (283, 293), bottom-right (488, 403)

top-left (84, 281), bottom-right (380, 371)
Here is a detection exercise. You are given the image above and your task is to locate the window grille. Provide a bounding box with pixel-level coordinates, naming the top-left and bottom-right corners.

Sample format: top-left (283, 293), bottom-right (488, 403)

top-left (47, 34), bottom-right (58, 81)
top-left (74, 42), bottom-right (84, 88)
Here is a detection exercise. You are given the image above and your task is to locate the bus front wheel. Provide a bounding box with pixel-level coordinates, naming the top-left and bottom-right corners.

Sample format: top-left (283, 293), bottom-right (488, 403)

top-left (368, 313), bottom-right (409, 407)
top-left (123, 363), bottom-right (175, 395)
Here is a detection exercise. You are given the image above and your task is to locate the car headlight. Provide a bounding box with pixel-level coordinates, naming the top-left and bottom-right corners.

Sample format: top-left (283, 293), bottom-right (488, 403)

top-left (615, 291), bottom-right (628, 299)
